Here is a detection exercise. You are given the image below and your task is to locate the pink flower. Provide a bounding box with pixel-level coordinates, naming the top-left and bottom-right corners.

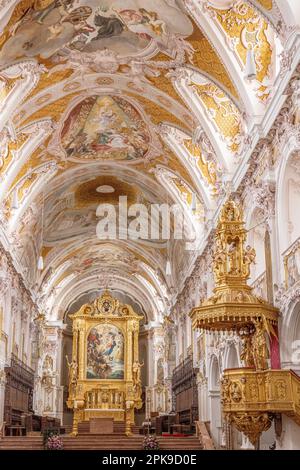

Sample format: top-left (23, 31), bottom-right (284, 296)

top-left (46, 435), bottom-right (63, 450)
top-left (143, 435), bottom-right (159, 450)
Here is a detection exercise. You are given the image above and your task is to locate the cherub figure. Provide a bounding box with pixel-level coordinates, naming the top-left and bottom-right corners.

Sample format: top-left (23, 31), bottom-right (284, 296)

top-left (243, 245), bottom-right (256, 276)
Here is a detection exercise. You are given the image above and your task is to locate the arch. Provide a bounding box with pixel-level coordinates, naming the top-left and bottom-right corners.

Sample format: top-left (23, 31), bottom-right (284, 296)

top-left (224, 343), bottom-right (240, 369)
top-left (277, 150), bottom-right (300, 255)
top-left (280, 297), bottom-right (300, 372)
top-left (208, 354), bottom-right (222, 448)
top-left (209, 354), bottom-right (221, 392)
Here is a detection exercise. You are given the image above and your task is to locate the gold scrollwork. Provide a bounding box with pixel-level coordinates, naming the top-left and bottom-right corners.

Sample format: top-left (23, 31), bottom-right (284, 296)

top-left (222, 369), bottom-right (300, 444)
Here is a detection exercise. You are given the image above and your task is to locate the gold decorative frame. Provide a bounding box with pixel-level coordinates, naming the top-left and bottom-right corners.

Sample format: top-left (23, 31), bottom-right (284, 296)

top-left (66, 291), bottom-right (143, 435)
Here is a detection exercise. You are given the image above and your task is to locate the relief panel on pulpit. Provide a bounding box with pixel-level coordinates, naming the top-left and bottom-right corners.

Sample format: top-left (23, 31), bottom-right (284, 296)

top-left (86, 324), bottom-right (124, 380)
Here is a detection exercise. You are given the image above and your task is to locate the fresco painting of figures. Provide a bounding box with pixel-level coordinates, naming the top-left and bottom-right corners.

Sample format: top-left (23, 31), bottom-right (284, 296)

top-left (86, 323), bottom-right (124, 379)
top-left (286, 245), bottom-right (300, 289)
top-left (61, 95), bottom-right (149, 160)
top-left (0, 0), bottom-right (193, 65)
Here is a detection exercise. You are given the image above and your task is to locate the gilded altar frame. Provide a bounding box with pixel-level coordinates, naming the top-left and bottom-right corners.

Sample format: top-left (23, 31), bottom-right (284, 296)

top-left (66, 291), bottom-right (143, 435)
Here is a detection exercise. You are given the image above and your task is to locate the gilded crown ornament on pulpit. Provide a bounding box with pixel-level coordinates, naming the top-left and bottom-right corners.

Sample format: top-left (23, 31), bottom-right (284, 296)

top-left (66, 290), bottom-right (143, 436)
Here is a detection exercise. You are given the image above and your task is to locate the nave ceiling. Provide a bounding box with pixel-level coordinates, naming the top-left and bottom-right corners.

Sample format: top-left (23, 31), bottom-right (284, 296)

top-left (0, 0), bottom-right (299, 324)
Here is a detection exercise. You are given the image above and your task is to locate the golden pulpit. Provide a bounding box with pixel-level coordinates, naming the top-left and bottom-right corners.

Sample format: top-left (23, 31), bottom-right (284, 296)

top-left (66, 291), bottom-right (143, 435)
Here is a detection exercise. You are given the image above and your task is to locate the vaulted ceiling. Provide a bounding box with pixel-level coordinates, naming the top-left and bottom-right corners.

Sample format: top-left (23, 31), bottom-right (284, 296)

top-left (0, 0), bottom-right (298, 323)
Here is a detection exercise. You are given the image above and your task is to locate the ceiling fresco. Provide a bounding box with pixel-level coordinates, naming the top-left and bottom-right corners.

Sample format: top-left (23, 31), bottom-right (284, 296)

top-left (0, 0), bottom-right (193, 64)
top-left (0, 0), bottom-right (296, 323)
top-left (59, 95), bottom-right (150, 161)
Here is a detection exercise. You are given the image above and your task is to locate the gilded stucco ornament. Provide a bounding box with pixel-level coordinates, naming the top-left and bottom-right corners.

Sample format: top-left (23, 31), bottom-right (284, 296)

top-left (228, 412), bottom-right (273, 446)
top-left (221, 368), bottom-right (300, 445)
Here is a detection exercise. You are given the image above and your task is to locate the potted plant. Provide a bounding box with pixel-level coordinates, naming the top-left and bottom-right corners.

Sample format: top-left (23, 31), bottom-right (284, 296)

top-left (43, 429), bottom-right (63, 450)
top-left (143, 435), bottom-right (159, 450)
top-left (45, 433), bottom-right (64, 450)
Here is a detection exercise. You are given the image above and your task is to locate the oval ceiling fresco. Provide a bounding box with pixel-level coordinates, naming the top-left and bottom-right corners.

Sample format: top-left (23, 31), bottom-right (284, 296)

top-left (0, 0), bottom-right (193, 65)
top-left (60, 95), bottom-right (150, 161)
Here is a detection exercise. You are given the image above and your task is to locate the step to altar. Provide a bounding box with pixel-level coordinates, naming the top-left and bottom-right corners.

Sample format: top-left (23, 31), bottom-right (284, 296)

top-left (0, 434), bottom-right (203, 450)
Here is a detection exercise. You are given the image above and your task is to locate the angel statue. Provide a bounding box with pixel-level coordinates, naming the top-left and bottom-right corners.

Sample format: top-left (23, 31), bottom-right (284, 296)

top-left (132, 360), bottom-right (144, 388)
top-left (66, 355), bottom-right (78, 388)
top-left (213, 239), bottom-right (226, 278)
top-left (240, 335), bottom-right (255, 368)
top-left (242, 245), bottom-right (256, 276)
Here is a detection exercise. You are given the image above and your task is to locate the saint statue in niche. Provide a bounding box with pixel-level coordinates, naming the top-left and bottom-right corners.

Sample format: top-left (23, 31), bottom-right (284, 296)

top-left (227, 239), bottom-right (239, 275)
top-left (66, 355), bottom-right (78, 387)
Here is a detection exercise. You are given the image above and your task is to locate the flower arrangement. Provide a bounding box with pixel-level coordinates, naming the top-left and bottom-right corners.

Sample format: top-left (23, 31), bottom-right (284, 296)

top-left (143, 435), bottom-right (159, 450)
top-left (45, 433), bottom-right (64, 450)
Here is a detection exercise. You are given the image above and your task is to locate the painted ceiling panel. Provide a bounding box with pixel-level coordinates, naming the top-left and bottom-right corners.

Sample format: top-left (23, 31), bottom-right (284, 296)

top-left (0, 0), bottom-right (292, 321)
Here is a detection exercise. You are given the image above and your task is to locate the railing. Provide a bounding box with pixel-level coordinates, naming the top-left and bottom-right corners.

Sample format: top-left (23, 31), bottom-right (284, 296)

top-left (195, 421), bottom-right (215, 450)
top-left (85, 389), bottom-right (125, 410)
top-left (251, 271), bottom-right (267, 301)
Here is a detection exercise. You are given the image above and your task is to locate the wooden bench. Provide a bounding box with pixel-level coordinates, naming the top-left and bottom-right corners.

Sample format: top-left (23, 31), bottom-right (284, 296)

top-left (6, 425), bottom-right (26, 436)
top-left (170, 424), bottom-right (192, 435)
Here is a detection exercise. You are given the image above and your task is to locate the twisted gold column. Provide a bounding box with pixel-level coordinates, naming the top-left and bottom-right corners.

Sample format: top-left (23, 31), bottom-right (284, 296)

top-left (133, 322), bottom-right (139, 362)
top-left (78, 324), bottom-right (85, 381)
top-left (126, 321), bottom-right (133, 381)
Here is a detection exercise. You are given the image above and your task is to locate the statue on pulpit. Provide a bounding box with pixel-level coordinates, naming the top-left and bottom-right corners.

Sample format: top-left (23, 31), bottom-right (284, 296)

top-left (228, 240), bottom-right (239, 275)
top-left (240, 335), bottom-right (255, 368)
top-left (213, 239), bottom-right (226, 278)
top-left (66, 355), bottom-right (78, 389)
top-left (252, 321), bottom-right (269, 370)
top-left (242, 245), bottom-right (256, 277)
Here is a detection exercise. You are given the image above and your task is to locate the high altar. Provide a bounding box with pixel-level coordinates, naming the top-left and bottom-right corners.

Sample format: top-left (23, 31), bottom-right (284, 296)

top-left (66, 291), bottom-right (143, 435)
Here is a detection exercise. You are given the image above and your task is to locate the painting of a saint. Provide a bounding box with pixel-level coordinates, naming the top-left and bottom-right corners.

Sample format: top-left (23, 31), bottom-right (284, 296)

top-left (60, 95), bottom-right (149, 160)
top-left (0, 0), bottom-right (193, 65)
top-left (287, 248), bottom-right (300, 288)
top-left (86, 324), bottom-right (124, 379)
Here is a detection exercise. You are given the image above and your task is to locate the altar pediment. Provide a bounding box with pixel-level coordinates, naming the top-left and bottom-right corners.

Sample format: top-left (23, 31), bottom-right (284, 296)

top-left (70, 291), bottom-right (143, 320)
